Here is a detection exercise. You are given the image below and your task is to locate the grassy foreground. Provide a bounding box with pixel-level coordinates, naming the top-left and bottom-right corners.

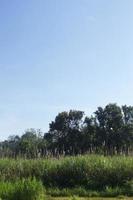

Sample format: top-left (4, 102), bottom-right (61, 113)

top-left (50, 198), bottom-right (133, 200)
top-left (0, 155), bottom-right (132, 199)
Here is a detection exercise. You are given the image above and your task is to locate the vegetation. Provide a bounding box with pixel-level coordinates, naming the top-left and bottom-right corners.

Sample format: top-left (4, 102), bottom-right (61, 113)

top-left (0, 155), bottom-right (132, 197)
top-left (0, 178), bottom-right (45, 200)
top-left (49, 198), bottom-right (133, 200)
top-left (0, 103), bottom-right (133, 158)
top-left (0, 103), bottom-right (132, 199)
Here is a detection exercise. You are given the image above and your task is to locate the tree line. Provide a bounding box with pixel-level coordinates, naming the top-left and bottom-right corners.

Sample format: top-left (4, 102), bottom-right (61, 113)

top-left (0, 103), bottom-right (133, 158)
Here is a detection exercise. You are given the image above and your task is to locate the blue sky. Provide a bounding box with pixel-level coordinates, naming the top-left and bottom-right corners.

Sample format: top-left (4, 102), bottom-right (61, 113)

top-left (0, 0), bottom-right (133, 140)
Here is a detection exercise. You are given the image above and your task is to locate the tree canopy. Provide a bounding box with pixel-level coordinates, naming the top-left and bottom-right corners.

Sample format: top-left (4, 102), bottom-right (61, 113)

top-left (0, 103), bottom-right (133, 158)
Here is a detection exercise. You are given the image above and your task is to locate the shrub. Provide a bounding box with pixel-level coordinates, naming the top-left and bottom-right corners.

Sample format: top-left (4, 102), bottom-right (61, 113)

top-left (0, 178), bottom-right (45, 200)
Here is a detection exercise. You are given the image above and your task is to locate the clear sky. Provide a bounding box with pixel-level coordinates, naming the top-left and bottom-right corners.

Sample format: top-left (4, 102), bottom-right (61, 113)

top-left (0, 0), bottom-right (133, 140)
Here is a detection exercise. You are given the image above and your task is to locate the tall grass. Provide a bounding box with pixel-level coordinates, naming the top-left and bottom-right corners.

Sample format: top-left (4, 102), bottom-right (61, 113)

top-left (0, 155), bottom-right (132, 195)
top-left (0, 178), bottom-right (45, 200)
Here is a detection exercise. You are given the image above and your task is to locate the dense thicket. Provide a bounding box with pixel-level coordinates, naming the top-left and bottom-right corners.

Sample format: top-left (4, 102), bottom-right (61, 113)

top-left (0, 103), bottom-right (133, 158)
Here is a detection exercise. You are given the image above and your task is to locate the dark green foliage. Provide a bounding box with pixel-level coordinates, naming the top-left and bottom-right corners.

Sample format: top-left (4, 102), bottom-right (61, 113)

top-left (0, 104), bottom-right (133, 158)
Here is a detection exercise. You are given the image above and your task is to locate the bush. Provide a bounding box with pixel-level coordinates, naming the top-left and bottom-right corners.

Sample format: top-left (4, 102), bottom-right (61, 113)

top-left (0, 178), bottom-right (45, 200)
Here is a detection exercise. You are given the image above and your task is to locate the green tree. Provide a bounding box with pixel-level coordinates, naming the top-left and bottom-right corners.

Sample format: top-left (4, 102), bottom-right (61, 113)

top-left (49, 110), bottom-right (84, 155)
top-left (20, 129), bottom-right (40, 158)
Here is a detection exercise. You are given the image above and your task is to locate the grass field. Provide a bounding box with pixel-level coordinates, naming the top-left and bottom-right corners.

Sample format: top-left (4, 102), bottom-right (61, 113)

top-left (0, 155), bottom-right (132, 199)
